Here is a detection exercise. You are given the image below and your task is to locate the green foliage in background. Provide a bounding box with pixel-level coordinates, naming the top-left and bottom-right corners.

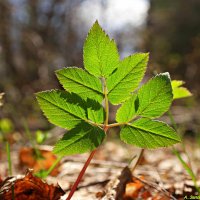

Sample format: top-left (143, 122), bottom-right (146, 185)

top-left (0, 118), bottom-right (14, 134)
top-left (171, 80), bottom-right (192, 99)
top-left (36, 21), bottom-right (181, 157)
top-left (0, 117), bottom-right (14, 142)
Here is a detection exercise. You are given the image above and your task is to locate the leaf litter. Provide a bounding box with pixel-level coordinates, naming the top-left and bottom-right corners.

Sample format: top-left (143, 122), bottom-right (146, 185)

top-left (1, 137), bottom-right (199, 199)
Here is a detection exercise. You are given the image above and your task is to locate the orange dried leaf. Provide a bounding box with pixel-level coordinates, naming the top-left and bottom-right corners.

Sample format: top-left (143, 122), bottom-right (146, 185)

top-left (0, 170), bottom-right (65, 200)
top-left (19, 147), bottom-right (60, 176)
top-left (124, 178), bottom-right (144, 198)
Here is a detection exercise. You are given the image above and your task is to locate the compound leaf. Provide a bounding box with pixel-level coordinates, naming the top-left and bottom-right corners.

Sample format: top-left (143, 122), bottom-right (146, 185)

top-left (116, 94), bottom-right (137, 123)
top-left (171, 80), bottom-right (192, 99)
top-left (36, 90), bottom-right (86, 130)
top-left (53, 122), bottom-right (105, 156)
top-left (136, 73), bottom-right (173, 118)
top-left (107, 53), bottom-right (148, 105)
top-left (83, 21), bottom-right (119, 78)
top-left (56, 67), bottom-right (103, 102)
top-left (120, 118), bottom-right (181, 148)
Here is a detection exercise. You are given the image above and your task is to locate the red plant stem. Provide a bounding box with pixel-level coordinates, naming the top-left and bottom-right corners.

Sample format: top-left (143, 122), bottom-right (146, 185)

top-left (66, 149), bottom-right (97, 200)
top-left (66, 126), bottom-right (108, 200)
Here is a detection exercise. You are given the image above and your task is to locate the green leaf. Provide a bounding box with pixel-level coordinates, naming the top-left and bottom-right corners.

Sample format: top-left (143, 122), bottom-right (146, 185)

top-left (136, 73), bottom-right (173, 118)
top-left (56, 67), bottom-right (103, 103)
top-left (107, 53), bottom-right (149, 105)
top-left (116, 94), bottom-right (137, 123)
top-left (171, 80), bottom-right (184, 88)
top-left (53, 122), bottom-right (105, 156)
top-left (36, 90), bottom-right (87, 130)
top-left (173, 87), bottom-right (192, 99)
top-left (171, 80), bottom-right (192, 99)
top-left (83, 21), bottom-right (119, 78)
top-left (87, 99), bottom-right (105, 124)
top-left (120, 118), bottom-right (181, 148)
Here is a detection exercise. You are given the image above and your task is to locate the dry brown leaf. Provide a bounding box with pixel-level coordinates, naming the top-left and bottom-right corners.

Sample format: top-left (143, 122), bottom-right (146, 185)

top-left (19, 147), bottom-right (60, 176)
top-left (0, 170), bottom-right (65, 200)
top-left (124, 177), bottom-right (144, 198)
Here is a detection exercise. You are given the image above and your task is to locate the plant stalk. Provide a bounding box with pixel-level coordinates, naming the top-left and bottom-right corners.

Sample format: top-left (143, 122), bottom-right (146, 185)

top-left (6, 141), bottom-right (12, 176)
top-left (35, 155), bottom-right (63, 178)
top-left (23, 120), bottom-right (41, 159)
top-left (66, 78), bottom-right (110, 199)
top-left (46, 155), bottom-right (63, 176)
top-left (6, 141), bottom-right (15, 200)
top-left (66, 125), bottom-right (109, 200)
top-left (129, 148), bottom-right (144, 173)
top-left (66, 149), bottom-right (97, 200)
top-left (168, 110), bottom-right (192, 166)
top-left (107, 122), bottom-right (127, 128)
top-left (168, 110), bottom-right (200, 193)
top-left (167, 110), bottom-right (177, 130)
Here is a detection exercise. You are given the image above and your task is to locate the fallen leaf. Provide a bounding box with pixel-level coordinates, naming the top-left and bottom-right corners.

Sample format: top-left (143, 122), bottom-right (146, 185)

top-left (124, 177), bottom-right (144, 198)
top-left (19, 147), bottom-right (60, 176)
top-left (0, 170), bottom-right (65, 200)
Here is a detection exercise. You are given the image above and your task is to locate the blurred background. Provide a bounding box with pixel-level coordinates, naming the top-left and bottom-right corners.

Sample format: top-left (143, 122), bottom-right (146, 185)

top-left (0, 0), bottom-right (199, 132)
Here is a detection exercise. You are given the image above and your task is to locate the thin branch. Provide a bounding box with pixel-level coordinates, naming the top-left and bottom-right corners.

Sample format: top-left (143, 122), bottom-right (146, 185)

top-left (66, 77), bottom-right (110, 199)
top-left (66, 149), bottom-right (97, 200)
top-left (106, 122), bottom-right (127, 128)
top-left (129, 148), bottom-right (144, 173)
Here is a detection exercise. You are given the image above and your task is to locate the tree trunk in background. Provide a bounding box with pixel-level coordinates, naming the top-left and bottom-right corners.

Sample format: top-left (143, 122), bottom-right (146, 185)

top-left (0, 1), bottom-right (17, 77)
top-left (140, 0), bottom-right (200, 97)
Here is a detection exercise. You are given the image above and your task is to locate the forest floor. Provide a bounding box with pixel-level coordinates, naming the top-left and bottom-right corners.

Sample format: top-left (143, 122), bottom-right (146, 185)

top-left (0, 106), bottom-right (200, 199)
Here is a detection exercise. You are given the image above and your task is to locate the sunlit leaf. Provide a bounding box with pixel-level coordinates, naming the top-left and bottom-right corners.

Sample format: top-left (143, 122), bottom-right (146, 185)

top-left (136, 73), bottom-right (173, 118)
top-left (116, 94), bottom-right (137, 123)
top-left (83, 21), bottom-right (119, 78)
top-left (36, 90), bottom-right (86, 130)
top-left (107, 53), bottom-right (148, 104)
top-left (53, 122), bottom-right (105, 155)
top-left (56, 67), bottom-right (103, 102)
top-left (87, 99), bottom-right (105, 124)
top-left (120, 118), bottom-right (181, 148)
top-left (171, 80), bottom-right (192, 99)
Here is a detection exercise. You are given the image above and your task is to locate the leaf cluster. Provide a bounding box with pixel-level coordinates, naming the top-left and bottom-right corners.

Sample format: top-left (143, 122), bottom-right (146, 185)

top-left (36, 21), bottom-right (181, 156)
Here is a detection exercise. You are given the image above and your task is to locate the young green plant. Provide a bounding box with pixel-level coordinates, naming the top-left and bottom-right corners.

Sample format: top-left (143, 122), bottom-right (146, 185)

top-left (170, 81), bottom-right (200, 193)
top-left (36, 21), bottom-right (181, 199)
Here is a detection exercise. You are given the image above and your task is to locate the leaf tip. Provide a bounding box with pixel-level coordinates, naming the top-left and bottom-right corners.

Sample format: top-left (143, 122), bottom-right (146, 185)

top-left (94, 19), bottom-right (100, 26)
top-left (35, 91), bottom-right (45, 99)
top-left (145, 52), bottom-right (150, 57)
top-left (55, 68), bottom-right (63, 75)
top-left (91, 20), bottom-right (102, 31)
top-left (162, 72), bottom-right (171, 79)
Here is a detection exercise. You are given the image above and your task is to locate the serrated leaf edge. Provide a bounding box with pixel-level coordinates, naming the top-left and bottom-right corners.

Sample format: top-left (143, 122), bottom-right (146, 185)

top-left (107, 53), bottom-right (149, 96)
top-left (137, 73), bottom-right (172, 117)
top-left (83, 20), bottom-right (119, 77)
top-left (56, 67), bottom-right (104, 95)
top-left (129, 118), bottom-right (181, 142)
top-left (36, 89), bottom-right (87, 121)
